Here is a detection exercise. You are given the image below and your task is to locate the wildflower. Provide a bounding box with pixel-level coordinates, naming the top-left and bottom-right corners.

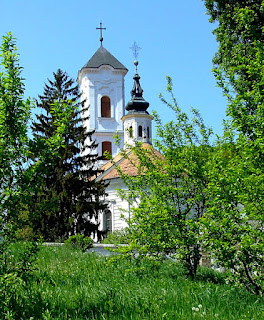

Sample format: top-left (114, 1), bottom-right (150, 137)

top-left (198, 304), bottom-right (202, 309)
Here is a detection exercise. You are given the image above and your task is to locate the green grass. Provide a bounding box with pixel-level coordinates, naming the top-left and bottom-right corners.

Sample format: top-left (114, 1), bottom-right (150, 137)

top-left (2, 245), bottom-right (264, 319)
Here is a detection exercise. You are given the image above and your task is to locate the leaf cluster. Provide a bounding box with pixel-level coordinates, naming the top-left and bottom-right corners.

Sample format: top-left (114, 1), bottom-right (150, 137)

top-left (64, 234), bottom-right (93, 252)
top-left (202, 0), bottom-right (264, 296)
top-left (117, 77), bottom-right (214, 279)
top-left (203, 0), bottom-right (264, 139)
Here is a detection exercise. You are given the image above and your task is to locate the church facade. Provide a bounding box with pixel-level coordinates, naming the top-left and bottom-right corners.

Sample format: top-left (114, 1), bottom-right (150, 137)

top-left (77, 39), bottom-right (153, 235)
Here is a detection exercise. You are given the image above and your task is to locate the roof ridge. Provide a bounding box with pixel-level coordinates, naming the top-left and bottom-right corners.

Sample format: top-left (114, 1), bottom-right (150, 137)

top-left (82, 46), bottom-right (127, 70)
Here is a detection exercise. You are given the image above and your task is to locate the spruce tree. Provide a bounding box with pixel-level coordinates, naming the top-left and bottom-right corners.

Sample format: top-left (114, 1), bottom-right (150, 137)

top-left (31, 69), bottom-right (108, 241)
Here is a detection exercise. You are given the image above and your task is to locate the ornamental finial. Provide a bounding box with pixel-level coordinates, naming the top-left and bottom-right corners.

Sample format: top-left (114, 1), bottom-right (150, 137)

top-left (130, 42), bottom-right (141, 73)
top-left (96, 22), bottom-right (106, 45)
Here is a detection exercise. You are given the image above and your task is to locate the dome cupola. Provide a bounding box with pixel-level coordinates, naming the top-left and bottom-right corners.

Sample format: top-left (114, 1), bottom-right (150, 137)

top-left (125, 60), bottom-right (149, 114)
top-left (122, 58), bottom-right (153, 147)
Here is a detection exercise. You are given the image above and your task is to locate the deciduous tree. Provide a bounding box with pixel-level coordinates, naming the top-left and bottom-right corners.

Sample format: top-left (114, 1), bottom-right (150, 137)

top-left (203, 0), bottom-right (264, 139)
top-left (202, 0), bottom-right (264, 296)
top-left (202, 131), bottom-right (264, 296)
top-left (118, 77), bottom-right (214, 278)
top-left (0, 33), bottom-right (40, 318)
top-left (0, 32), bottom-right (30, 229)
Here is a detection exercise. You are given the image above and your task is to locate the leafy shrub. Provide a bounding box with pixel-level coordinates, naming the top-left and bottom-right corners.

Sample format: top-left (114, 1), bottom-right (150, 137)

top-left (0, 241), bottom-right (41, 318)
top-left (101, 228), bottom-right (131, 245)
top-left (64, 234), bottom-right (93, 252)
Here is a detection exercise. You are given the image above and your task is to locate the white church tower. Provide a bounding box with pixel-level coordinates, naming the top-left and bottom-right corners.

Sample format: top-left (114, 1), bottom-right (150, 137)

top-left (77, 25), bottom-right (155, 237)
top-left (77, 24), bottom-right (128, 166)
top-left (94, 58), bottom-right (154, 235)
top-left (122, 60), bottom-right (153, 147)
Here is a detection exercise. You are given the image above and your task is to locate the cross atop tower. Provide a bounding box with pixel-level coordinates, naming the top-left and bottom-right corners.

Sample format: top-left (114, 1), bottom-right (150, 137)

top-left (129, 41), bottom-right (141, 60)
top-left (96, 22), bottom-right (106, 45)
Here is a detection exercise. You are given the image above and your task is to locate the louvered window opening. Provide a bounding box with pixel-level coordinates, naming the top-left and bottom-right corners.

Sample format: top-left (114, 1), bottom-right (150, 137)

top-left (102, 141), bottom-right (112, 160)
top-left (101, 96), bottom-right (111, 118)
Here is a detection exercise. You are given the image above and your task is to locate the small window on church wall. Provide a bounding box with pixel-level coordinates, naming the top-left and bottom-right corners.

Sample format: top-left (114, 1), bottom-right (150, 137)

top-left (101, 96), bottom-right (111, 118)
top-left (147, 127), bottom-right (150, 139)
top-left (102, 141), bottom-right (112, 160)
top-left (129, 126), bottom-right (133, 138)
top-left (138, 125), bottom-right (143, 137)
top-left (105, 210), bottom-right (112, 233)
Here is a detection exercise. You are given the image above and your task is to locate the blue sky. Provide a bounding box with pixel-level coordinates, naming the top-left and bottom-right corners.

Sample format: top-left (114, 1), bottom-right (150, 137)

top-left (0, 0), bottom-right (227, 137)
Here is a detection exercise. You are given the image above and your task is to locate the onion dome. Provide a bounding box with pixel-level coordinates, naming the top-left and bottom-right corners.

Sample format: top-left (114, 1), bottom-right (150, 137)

top-left (125, 60), bottom-right (149, 114)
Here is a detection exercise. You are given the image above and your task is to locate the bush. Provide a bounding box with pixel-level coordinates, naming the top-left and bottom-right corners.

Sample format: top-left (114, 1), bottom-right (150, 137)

top-left (64, 234), bottom-right (93, 252)
top-left (101, 228), bottom-right (131, 245)
top-left (0, 241), bottom-right (41, 318)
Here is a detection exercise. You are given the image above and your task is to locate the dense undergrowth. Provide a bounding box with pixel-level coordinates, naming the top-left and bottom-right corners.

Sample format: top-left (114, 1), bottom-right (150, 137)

top-left (1, 244), bottom-right (263, 320)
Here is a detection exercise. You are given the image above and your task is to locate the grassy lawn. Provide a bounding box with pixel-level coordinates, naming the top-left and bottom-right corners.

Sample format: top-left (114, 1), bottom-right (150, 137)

top-left (3, 245), bottom-right (264, 319)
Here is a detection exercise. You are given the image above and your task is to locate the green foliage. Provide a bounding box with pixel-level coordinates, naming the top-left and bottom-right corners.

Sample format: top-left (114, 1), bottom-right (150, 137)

top-left (203, 0), bottom-right (264, 140)
top-left (2, 245), bottom-right (262, 319)
top-left (101, 228), bottom-right (131, 245)
top-left (203, 0), bottom-right (264, 297)
top-left (0, 33), bottom-right (43, 318)
top-left (0, 241), bottom-right (40, 319)
top-left (117, 77), bottom-right (214, 279)
top-left (0, 241), bottom-right (39, 282)
top-left (113, 130), bottom-right (121, 146)
top-left (64, 234), bottom-right (93, 252)
top-left (27, 69), bottom-right (108, 241)
top-left (202, 133), bottom-right (264, 296)
top-left (0, 32), bottom-right (31, 227)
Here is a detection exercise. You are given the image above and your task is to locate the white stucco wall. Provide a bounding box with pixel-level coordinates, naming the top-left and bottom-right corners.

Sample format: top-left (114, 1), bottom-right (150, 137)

top-left (98, 178), bottom-right (131, 233)
top-left (122, 113), bottom-right (153, 147)
top-left (78, 65), bottom-right (127, 164)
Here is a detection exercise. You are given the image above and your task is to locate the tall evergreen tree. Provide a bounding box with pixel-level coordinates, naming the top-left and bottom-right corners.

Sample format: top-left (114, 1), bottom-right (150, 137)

top-left (30, 69), bottom-right (108, 241)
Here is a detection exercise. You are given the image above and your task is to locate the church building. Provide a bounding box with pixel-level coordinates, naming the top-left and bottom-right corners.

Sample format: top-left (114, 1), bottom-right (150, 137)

top-left (77, 26), bottom-right (153, 235)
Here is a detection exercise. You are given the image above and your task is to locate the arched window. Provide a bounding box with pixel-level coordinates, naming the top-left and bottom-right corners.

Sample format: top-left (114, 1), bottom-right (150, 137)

top-left (129, 125), bottom-right (133, 138)
top-left (105, 210), bottom-right (112, 233)
top-left (138, 125), bottom-right (143, 138)
top-left (102, 141), bottom-right (112, 160)
top-left (101, 96), bottom-right (111, 118)
top-left (147, 127), bottom-right (150, 139)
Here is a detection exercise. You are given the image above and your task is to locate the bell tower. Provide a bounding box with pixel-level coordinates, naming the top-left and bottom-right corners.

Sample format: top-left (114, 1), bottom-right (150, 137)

top-left (77, 24), bottom-right (128, 166)
top-left (122, 60), bottom-right (153, 147)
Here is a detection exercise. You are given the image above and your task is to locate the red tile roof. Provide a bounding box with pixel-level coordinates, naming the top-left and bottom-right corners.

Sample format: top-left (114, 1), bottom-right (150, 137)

top-left (96, 143), bottom-right (163, 181)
